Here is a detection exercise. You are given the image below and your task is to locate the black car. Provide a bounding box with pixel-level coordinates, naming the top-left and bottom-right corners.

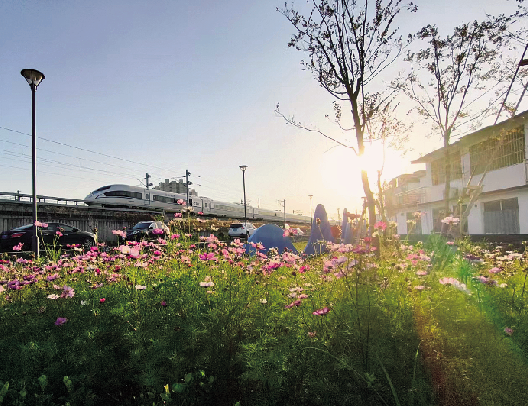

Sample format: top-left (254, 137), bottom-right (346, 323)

top-left (0, 222), bottom-right (96, 252)
top-left (125, 221), bottom-right (170, 241)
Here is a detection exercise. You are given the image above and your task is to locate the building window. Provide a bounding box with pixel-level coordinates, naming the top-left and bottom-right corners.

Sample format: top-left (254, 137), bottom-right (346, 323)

top-left (470, 126), bottom-right (525, 175)
top-left (431, 151), bottom-right (463, 186)
top-left (483, 197), bottom-right (519, 234)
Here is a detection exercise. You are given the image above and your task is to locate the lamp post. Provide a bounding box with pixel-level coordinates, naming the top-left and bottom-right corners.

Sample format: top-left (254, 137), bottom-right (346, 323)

top-left (239, 165), bottom-right (247, 226)
top-left (308, 194), bottom-right (313, 227)
top-left (21, 69), bottom-right (45, 258)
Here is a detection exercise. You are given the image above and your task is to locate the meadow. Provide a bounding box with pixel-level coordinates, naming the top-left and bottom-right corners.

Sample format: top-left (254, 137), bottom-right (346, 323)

top-left (1, 218), bottom-right (528, 406)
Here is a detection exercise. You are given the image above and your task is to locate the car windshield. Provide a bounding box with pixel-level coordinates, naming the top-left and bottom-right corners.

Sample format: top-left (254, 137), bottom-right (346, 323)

top-left (230, 223), bottom-right (243, 229)
top-left (11, 224), bottom-right (33, 231)
top-left (133, 222), bottom-right (152, 230)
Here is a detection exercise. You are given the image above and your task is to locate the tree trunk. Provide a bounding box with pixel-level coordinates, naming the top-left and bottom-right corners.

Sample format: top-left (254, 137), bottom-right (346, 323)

top-left (443, 137), bottom-right (451, 219)
top-left (361, 169), bottom-right (377, 234)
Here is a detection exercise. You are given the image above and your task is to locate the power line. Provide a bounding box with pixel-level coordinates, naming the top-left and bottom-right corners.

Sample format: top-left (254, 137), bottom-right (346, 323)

top-left (0, 126), bottom-right (187, 176)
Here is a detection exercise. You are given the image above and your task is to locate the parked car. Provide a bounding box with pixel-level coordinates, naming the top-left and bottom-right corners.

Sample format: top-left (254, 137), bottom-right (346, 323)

top-left (0, 222), bottom-right (96, 252)
top-left (125, 221), bottom-right (170, 241)
top-left (228, 222), bottom-right (257, 239)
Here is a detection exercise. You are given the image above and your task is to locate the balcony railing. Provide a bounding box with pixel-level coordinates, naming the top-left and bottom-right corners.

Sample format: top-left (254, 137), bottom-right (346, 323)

top-left (387, 187), bottom-right (427, 207)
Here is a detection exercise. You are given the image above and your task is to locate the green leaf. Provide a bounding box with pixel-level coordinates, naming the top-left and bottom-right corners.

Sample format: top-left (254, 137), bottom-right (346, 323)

top-left (184, 373), bottom-right (193, 383)
top-left (38, 375), bottom-right (48, 392)
top-left (172, 383), bottom-right (186, 393)
top-left (0, 382), bottom-right (8, 405)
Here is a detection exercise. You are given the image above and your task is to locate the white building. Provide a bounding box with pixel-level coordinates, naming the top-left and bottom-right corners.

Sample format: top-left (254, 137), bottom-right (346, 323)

top-left (385, 110), bottom-right (528, 236)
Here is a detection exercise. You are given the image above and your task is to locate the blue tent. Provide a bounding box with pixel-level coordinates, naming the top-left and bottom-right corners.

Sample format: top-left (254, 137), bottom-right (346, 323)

top-left (304, 204), bottom-right (334, 255)
top-left (246, 224), bottom-right (298, 256)
top-left (341, 208), bottom-right (354, 245)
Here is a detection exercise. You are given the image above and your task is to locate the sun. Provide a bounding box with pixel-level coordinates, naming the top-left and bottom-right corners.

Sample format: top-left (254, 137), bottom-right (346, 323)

top-left (318, 142), bottom-right (408, 201)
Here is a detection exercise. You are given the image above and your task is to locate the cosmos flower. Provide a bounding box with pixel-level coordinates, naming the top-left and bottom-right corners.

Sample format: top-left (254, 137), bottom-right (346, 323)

top-left (55, 317), bottom-right (68, 326)
top-left (312, 307), bottom-right (331, 316)
top-left (13, 242), bottom-right (24, 251)
top-left (112, 230), bottom-right (126, 238)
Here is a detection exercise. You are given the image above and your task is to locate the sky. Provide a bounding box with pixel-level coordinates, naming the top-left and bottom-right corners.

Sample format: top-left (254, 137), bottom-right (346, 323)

top-left (1, 0), bottom-right (526, 221)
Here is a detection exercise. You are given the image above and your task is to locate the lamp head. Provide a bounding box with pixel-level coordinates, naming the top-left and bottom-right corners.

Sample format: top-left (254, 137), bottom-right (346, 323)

top-left (239, 165), bottom-right (248, 172)
top-left (21, 69), bottom-right (45, 88)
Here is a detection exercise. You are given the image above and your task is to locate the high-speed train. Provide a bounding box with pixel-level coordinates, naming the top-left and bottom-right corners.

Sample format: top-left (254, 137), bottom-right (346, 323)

top-left (84, 184), bottom-right (313, 224)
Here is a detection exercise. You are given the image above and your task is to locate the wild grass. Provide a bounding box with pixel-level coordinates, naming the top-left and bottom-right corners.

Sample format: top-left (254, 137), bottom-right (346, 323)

top-left (1, 220), bottom-right (528, 406)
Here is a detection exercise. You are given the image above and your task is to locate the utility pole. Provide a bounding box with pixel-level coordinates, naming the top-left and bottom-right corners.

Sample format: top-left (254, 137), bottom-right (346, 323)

top-left (239, 166), bottom-right (247, 225)
top-left (278, 199), bottom-right (286, 228)
top-left (145, 173), bottom-right (153, 205)
top-left (145, 173), bottom-right (152, 189)
top-left (185, 169), bottom-right (192, 206)
top-left (308, 194), bottom-right (313, 228)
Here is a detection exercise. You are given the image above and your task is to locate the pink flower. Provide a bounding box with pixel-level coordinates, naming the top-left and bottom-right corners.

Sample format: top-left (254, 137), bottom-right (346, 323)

top-left (504, 327), bottom-right (514, 336)
top-left (55, 317), bottom-right (68, 326)
top-left (374, 221), bottom-right (387, 231)
top-left (61, 286), bottom-right (75, 299)
top-left (285, 299), bottom-right (302, 309)
top-left (416, 270), bottom-right (428, 276)
top-left (35, 221), bottom-right (48, 228)
top-left (152, 228), bottom-right (163, 235)
top-left (55, 231), bottom-right (63, 237)
top-left (313, 307), bottom-right (330, 316)
top-left (177, 199), bottom-right (186, 205)
top-left (198, 211), bottom-right (204, 215)
top-left (441, 216), bottom-right (460, 225)
top-left (171, 234), bottom-right (180, 240)
top-left (489, 267), bottom-right (501, 274)
top-left (446, 241), bottom-right (455, 245)
top-left (99, 298), bottom-right (106, 303)
top-left (174, 213), bottom-right (183, 218)
top-left (112, 230), bottom-right (126, 238)
top-left (46, 273), bottom-right (59, 281)
top-left (161, 301), bottom-right (167, 306)
top-left (13, 242), bottom-right (24, 251)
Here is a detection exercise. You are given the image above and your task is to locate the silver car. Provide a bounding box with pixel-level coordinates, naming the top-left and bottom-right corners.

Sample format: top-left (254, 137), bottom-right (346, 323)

top-left (228, 222), bottom-right (256, 239)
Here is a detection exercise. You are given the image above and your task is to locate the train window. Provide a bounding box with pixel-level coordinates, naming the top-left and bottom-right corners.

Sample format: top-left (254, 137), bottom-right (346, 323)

top-left (94, 186), bottom-right (110, 193)
top-left (153, 195), bottom-right (175, 203)
top-left (105, 190), bottom-right (142, 199)
top-left (205, 203), bottom-right (208, 208)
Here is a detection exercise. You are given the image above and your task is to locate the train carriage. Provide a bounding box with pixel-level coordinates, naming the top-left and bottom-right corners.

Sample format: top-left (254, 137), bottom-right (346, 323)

top-left (85, 184), bottom-right (313, 224)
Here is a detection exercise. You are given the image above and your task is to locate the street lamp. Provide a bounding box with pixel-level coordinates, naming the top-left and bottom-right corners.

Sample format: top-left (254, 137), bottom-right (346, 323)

top-left (308, 194), bottom-right (313, 227)
top-left (240, 165), bottom-right (248, 226)
top-left (21, 69), bottom-right (45, 258)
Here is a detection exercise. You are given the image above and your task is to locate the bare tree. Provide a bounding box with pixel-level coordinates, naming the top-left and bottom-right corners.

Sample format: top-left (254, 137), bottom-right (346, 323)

top-left (278, 0), bottom-right (417, 233)
top-left (398, 13), bottom-right (524, 219)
